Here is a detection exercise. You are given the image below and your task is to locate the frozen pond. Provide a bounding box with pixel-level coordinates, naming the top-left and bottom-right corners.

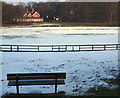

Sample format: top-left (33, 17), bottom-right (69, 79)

top-left (0, 26), bottom-right (119, 96)
top-left (1, 27), bottom-right (118, 45)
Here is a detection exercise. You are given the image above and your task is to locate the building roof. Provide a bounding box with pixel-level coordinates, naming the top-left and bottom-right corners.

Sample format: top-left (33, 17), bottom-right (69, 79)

top-left (32, 11), bottom-right (40, 18)
top-left (23, 9), bottom-right (41, 18)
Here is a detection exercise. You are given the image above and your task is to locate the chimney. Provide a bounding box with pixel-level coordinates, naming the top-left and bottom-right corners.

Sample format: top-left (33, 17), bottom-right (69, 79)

top-left (32, 8), bottom-right (35, 13)
top-left (26, 8), bottom-right (28, 13)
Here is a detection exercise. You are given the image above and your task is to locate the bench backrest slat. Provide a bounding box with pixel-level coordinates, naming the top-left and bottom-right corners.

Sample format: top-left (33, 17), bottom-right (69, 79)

top-left (7, 73), bottom-right (66, 80)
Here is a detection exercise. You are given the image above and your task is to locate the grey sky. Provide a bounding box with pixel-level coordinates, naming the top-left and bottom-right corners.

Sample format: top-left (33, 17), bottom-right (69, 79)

top-left (2, 0), bottom-right (119, 2)
top-left (2, 0), bottom-right (65, 2)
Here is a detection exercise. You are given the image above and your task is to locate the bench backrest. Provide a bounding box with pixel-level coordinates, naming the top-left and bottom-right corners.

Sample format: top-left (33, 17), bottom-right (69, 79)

top-left (7, 73), bottom-right (66, 80)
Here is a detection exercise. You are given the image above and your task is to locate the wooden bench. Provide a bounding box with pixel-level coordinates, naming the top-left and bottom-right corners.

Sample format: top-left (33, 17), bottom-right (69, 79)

top-left (7, 73), bottom-right (66, 94)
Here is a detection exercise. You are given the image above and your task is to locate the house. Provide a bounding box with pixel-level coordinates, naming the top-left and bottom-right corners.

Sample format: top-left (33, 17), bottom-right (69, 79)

top-left (32, 12), bottom-right (40, 18)
top-left (23, 8), bottom-right (41, 18)
top-left (14, 8), bottom-right (44, 23)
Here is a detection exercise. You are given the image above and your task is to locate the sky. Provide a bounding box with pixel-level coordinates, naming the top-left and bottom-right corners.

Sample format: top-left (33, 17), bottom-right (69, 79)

top-left (1, 0), bottom-right (119, 3)
top-left (2, 0), bottom-right (65, 2)
top-left (1, 0), bottom-right (119, 5)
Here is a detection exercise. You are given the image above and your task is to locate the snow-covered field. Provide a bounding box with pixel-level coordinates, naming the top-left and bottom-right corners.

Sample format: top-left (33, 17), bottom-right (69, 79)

top-left (0, 26), bottom-right (119, 96)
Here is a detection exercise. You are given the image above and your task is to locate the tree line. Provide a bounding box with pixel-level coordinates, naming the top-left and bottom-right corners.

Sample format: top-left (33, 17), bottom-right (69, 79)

top-left (2, 2), bottom-right (119, 25)
top-left (2, 2), bottom-right (24, 24)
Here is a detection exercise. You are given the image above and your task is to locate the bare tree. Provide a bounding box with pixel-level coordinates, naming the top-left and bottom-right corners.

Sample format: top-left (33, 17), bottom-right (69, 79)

top-left (107, 2), bottom-right (118, 24)
top-left (2, 2), bottom-right (24, 24)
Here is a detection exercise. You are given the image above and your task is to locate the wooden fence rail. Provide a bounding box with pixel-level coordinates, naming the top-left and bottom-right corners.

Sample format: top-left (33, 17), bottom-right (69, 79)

top-left (0, 44), bottom-right (120, 52)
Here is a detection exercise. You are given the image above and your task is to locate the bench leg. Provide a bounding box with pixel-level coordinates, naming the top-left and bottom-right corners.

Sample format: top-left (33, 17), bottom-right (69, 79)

top-left (16, 75), bottom-right (19, 94)
top-left (55, 82), bottom-right (57, 94)
top-left (16, 85), bottom-right (19, 94)
top-left (55, 75), bottom-right (57, 94)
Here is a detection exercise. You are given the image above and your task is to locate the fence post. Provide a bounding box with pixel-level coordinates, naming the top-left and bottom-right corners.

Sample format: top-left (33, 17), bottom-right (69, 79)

top-left (104, 45), bottom-right (106, 50)
top-left (92, 45), bottom-right (94, 51)
top-left (38, 46), bottom-right (39, 51)
top-left (52, 46), bottom-right (53, 51)
top-left (10, 46), bottom-right (12, 51)
top-left (72, 46), bottom-right (74, 51)
top-left (58, 46), bottom-right (60, 51)
top-left (0, 45), bottom-right (2, 51)
top-left (116, 44), bottom-right (118, 50)
top-left (65, 46), bottom-right (67, 51)
top-left (17, 45), bottom-right (19, 51)
top-left (79, 46), bottom-right (80, 51)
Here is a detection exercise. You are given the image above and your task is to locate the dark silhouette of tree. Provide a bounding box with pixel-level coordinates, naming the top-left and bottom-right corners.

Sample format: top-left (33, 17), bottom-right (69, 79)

top-left (2, 1), bottom-right (119, 25)
top-left (2, 2), bottom-right (24, 24)
top-left (106, 2), bottom-right (118, 24)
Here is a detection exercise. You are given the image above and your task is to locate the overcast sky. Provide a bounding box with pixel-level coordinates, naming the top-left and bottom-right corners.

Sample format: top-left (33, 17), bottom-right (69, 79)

top-left (2, 0), bottom-right (65, 3)
top-left (2, 0), bottom-right (119, 3)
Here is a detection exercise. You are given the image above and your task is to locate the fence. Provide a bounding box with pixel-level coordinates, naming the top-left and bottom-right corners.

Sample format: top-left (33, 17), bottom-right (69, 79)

top-left (0, 44), bottom-right (120, 52)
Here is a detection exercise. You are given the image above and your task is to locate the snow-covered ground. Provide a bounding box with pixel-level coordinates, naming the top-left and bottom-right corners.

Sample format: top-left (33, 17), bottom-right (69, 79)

top-left (0, 26), bottom-right (119, 96)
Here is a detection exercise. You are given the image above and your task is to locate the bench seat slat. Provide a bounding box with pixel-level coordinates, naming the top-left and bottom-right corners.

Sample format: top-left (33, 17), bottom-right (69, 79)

top-left (8, 80), bottom-right (65, 86)
top-left (7, 73), bottom-right (66, 76)
top-left (7, 73), bottom-right (66, 80)
top-left (7, 75), bottom-right (66, 80)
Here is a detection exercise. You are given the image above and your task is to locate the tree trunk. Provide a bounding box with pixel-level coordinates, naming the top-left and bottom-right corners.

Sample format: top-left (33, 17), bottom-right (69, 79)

top-left (110, 15), bottom-right (112, 24)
